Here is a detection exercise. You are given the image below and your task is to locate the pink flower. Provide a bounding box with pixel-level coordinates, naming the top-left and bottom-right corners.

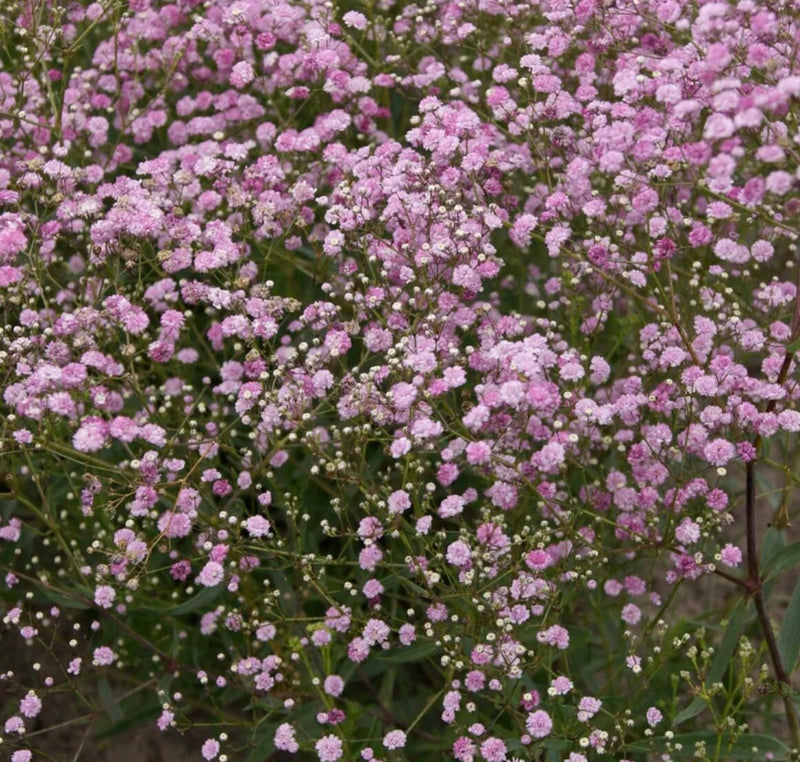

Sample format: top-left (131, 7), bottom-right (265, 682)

top-left (73, 417), bottom-right (109, 452)
top-left (362, 578), bottom-right (384, 599)
top-left (537, 625), bottom-right (569, 649)
top-left (390, 437), bottom-right (411, 458)
top-left (465, 440), bottom-right (492, 465)
top-left (577, 696), bottom-right (602, 722)
top-left (720, 543), bottom-right (743, 567)
top-left (94, 585), bottom-right (115, 609)
top-left (550, 676), bottom-right (573, 695)
top-left (621, 603), bottom-right (641, 625)
top-left (703, 114), bottom-right (734, 140)
top-left (19, 691), bottom-right (42, 719)
top-left (359, 545), bottom-right (383, 571)
top-left (446, 540), bottom-right (472, 567)
top-left (525, 549), bottom-right (552, 572)
top-left (230, 61), bottom-right (255, 88)
top-left (453, 737), bottom-right (477, 761)
top-left (244, 515), bottom-right (271, 537)
top-left (343, 10), bottom-right (367, 29)
top-left (362, 618), bottom-right (390, 645)
top-left (5, 716), bottom-right (24, 734)
top-left (525, 709), bottom-right (553, 738)
top-left (324, 675), bottom-right (344, 697)
top-left (196, 561), bottom-right (225, 587)
top-left (480, 737), bottom-right (507, 761)
top-left (315, 734), bottom-right (343, 761)
top-left (157, 709), bottom-right (174, 731)
top-left (703, 438), bottom-right (736, 467)
top-left (93, 646), bottom-right (115, 666)
top-left (383, 730), bottom-right (406, 750)
top-left (388, 490), bottom-right (411, 514)
top-left (675, 518), bottom-right (701, 545)
top-left (533, 442), bottom-right (565, 473)
top-left (646, 707), bottom-right (663, 726)
top-left (275, 723), bottom-right (299, 753)
top-left (398, 624), bottom-right (416, 645)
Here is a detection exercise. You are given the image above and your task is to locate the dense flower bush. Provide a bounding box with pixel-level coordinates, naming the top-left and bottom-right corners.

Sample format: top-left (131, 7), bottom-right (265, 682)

top-left (2, 0), bottom-right (800, 759)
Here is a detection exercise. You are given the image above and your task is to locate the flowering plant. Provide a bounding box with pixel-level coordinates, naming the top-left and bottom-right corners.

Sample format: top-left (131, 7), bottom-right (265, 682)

top-left (2, 0), bottom-right (800, 760)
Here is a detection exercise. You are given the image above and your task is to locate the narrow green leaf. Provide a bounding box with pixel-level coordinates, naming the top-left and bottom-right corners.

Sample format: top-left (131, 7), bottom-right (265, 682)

top-left (244, 723), bottom-right (279, 762)
top-left (763, 540), bottom-right (800, 580)
top-left (672, 696), bottom-right (706, 726)
top-left (778, 577), bottom-right (800, 673)
top-left (399, 576), bottom-right (429, 597)
top-left (761, 526), bottom-right (787, 568)
top-left (542, 738), bottom-right (572, 760)
top-left (160, 584), bottom-right (223, 616)
top-left (40, 586), bottom-right (92, 610)
top-left (708, 605), bottom-right (747, 686)
top-left (785, 337), bottom-right (800, 353)
top-left (94, 702), bottom-right (159, 739)
top-left (98, 678), bottom-right (124, 723)
top-left (629, 732), bottom-right (788, 760)
top-left (674, 604), bottom-right (747, 725)
top-left (378, 640), bottom-right (438, 664)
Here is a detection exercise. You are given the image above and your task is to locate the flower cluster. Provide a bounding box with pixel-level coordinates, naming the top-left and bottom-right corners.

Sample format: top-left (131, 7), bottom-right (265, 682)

top-left (1, 0), bottom-right (800, 759)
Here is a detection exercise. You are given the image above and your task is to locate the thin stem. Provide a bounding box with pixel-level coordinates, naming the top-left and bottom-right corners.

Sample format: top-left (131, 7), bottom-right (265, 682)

top-left (745, 461), bottom-right (759, 585)
top-left (741, 262), bottom-right (800, 752)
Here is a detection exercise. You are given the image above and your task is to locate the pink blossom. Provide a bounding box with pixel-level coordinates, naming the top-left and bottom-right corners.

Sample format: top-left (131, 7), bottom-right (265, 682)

top-left (19, 691), bottom-right (42, 719)
top-left (230, 61), bottom-right (255, 89)
top-left (243, 515), bottom-right (271, 537)
top-left (577, 696), bottom-right (602, 722)
top-left (621, 603), bottom-right (642, 625)
top-left (446, 540), bottom-right (472, 567)
top-left (324, 675), bottom-right (345, 697)
top-left (525, 709), bottom-right (553, 738)
top-left (388, 490), bottom-right (411, 514)
top-left (383, 730), bottom-right (406, 750)
top-left (480, 737), bottom-right (507, 761)
top-left (275, 723), bottom-right (299, 753)
top-left (675, 518), bottom-right (701, 545)
top-left (316, 734), bottom-right (343, 761)
top-left (93, 646), bottom-right (115, 666)
top-left (720, 543), bottom-right (743, 567)
top-left (398, 624), bottom-right (416, 645)
top-left (537, 624), bottom-right (569, 649)
top-left (93, 585), bottom-right (115, 609)
top-left (343, 10), bottom-right (367, 29)
top-left (196, 561), bottom-right (225, 587)
top-left (646, 707), bottom-right (663, 726)
top-left (703, 438), bottom-right (737, 467)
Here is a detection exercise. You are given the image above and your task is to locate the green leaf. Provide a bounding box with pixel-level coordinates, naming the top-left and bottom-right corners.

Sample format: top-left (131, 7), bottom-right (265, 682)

top-left (98, 678), bottom-right (124, 723)
top-left (707, 605), bottom-right (747, 684)
top-left (674, 604), bottom-right (747, 725)
top-left (673, 696), bottom-right (706, 726)
top-left (761, 526), bottom-right (787, 568)
top-left (40, 586), bottom-right (92, 610)
top-left (94, 701), bottom-right (159, 739)
top-left (541, 738), bottom-right (572, 761)
top-left (778, 577), bottom-right (800, 673)
top-left (763, 540), bottom-right (800, 580)
top-left (159, 584), bottom-right (223, 616)
top-left (377, 640), bottom-right (439, 664)
top-left (244, 722), bottom-right (279, 762)
top-left (629, 732), bottom-right (789, 760)
top-left (785, 337), bottom-right (800, 353)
